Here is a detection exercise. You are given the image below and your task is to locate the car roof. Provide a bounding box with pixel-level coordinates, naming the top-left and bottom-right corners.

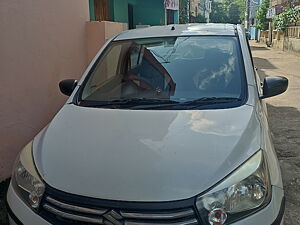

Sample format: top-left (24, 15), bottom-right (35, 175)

top-left (114, 23), bottom-right (237, 41)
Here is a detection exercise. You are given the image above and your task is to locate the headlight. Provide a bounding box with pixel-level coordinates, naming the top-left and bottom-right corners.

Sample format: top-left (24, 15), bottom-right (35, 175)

top-left (12, 141), bottom-right (45, 210)
top-left (196, 150), bottom-right (271, 225)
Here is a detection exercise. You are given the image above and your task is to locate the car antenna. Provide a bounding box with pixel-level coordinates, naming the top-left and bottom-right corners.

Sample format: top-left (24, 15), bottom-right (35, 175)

top-left (171, 25), bottom-right (175, 31)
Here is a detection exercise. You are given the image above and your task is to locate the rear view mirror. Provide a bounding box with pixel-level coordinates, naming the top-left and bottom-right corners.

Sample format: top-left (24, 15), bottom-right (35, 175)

top-left (59, 79), bottom-right (78, 96)
top-left (260, 76), bottom-right (288, 99)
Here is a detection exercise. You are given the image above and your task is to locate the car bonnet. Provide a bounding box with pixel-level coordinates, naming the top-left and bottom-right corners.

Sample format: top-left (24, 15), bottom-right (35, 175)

top-left (33, 104), bottom-right (261, 202)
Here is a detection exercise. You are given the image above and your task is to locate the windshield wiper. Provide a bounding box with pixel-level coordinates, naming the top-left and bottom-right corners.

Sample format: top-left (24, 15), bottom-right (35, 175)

top-left (79, 97), bottom-right (241, 109)
top-left (79, 98), bottom-right (180, 108)
top-left (181, 97), bottom-right (242, 105)
top-left (130, 97), bottom-right (242, 109)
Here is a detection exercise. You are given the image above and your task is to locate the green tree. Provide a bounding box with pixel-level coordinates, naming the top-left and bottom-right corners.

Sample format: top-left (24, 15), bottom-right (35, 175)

top-left (210, 2), bottom-right (228, 23)
top-left (179, 0), bottom-right (189, 24)
top-left (210, 0), bottom-right (245, 24)
top-left (256, 0), bottom-right (269, 30)
top-left (273, 11), bottom-right (289, 30)
top-left (273, 6), bottom-right (300, 30)
top-left (179, 0), bottom-right (247, 24)
top-left (228, 4), bottom-right (241, 23)
top-left (195, 14), bottom-right (207, 23)
top-left (232, 0), bottom-right (246, 23)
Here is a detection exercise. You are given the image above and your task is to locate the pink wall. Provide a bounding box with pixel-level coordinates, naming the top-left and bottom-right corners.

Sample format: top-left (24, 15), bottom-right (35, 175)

top-left (0, 0), bottom-right (89, 181)
top-left (86, 21), bottom-right (128, 62)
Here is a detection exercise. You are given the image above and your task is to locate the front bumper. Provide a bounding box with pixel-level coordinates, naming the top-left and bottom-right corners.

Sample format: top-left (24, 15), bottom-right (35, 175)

top-left (6, 182), bottom-right (51, 225)
top-left (6, 182), bottom-right (284, 225)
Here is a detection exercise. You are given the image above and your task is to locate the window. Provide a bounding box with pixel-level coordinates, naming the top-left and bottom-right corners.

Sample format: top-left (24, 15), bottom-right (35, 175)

top-left (94, 0), bottom-right (109, 21)
top-left (167, 10), bottom-right (175, 24)
top-left (80, 36), bottom-right (246, 110)
top-left (82, 44), bottom-right (122, 99)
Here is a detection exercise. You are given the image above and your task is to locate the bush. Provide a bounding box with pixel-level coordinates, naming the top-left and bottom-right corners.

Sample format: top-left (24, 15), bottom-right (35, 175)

top-left (273, 6), bottom-right (300, 30)
top-left (273, 11), bottom-right (289, 30)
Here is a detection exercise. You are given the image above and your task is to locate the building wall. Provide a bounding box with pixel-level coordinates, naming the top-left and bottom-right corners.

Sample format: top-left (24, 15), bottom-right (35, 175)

top-left (260, 29), bottom-right (300, 54)
top-left (131, 0), bottom-right (166, 26)
top-left (113, 0), bottom-right (166, 27)
top-left (112, 0), bottom-right (130, 23)
top-left (250, 26), bottom-right (259, 40)
top-left (284, 37), bottom-right (300, 53)
top-left (0, 0), bottom-right (90, 181)
top-left (190, 0), bottom-right (200, 17)
top-left (89, 0), bottom-right (178, 28)
top-left (86, 21), bottom-right (127, 62)
top-left (174, 11), bottom-right (179, 24)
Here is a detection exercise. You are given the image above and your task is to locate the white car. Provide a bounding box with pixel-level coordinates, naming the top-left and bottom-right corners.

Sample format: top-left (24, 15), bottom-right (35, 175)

top-left (6, 24), bottom-right (287, 225)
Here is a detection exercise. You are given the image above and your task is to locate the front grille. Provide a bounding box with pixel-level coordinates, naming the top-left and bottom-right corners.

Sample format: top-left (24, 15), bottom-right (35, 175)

top-left (39, 187), bottom-right (200, 225)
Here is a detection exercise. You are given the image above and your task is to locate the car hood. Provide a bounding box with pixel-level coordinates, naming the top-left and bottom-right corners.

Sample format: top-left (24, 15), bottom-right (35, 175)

top-left (33, 104), bottom-right (261, 202)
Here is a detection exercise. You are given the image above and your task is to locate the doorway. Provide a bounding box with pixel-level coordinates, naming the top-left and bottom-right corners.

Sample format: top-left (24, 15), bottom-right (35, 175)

top-left (128, 4), bottom-right (134, 29)
top-left (167, 9), bottom-right (175, 25)
top-left (94, 0), bottom-right (109, 21)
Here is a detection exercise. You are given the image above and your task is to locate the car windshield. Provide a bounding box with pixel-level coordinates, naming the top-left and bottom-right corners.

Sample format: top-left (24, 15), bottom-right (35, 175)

top-left (79, 36), bottom-right (246, 109)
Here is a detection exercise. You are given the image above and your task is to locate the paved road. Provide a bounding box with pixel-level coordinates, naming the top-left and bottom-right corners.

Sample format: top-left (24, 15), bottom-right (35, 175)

top-left (250, 41), bottom-right (300, 225)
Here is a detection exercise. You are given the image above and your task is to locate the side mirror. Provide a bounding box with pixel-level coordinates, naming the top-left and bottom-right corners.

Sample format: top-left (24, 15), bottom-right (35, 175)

top-left (59, 79), bottom-right (78, 96)
top-left (260, 76), bottom-right (288, 99)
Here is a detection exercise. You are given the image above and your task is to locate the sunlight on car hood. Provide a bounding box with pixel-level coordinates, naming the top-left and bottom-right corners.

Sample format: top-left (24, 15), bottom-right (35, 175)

top-left (33, 104), bottom-right (261, 201)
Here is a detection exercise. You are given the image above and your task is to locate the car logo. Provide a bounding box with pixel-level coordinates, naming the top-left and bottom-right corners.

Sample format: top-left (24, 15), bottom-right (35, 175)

top-left (103, 210), bottom-right (123, 225)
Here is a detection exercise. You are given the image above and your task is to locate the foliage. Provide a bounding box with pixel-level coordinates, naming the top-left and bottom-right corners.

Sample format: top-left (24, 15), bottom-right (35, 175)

top-left (287, 6), bottom-right (300, 24)
top-left (273, 6), bottom-right (300, 30)
top-left (210, 2), bottom-right (228, 23)
top-left (256, 0), bottom-right (269, 30)
top-left (273, 11), bottom-right (289, 30)
top-left (179, 0), bottom-right (189, 24)
top-left (209, 0), bottom-right (245, 24)
top-left (194, 14), bottom-right (207, 23)
top-left (179, 0), bottom-right (246, 24)
top-left (228, 3), bottom-right (242, 24)
top-left (231, 0), bottom-right (246, 23)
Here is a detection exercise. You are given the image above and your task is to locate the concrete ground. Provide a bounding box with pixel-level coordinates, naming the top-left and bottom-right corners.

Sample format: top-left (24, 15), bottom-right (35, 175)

top-left (250, 41), bottom-right (300, 225)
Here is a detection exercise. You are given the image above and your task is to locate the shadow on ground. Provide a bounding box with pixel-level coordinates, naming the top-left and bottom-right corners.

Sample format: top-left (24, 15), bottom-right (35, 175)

top-left (253, 57), bottom-right (277, 70)
top-left (251, 51), bottom-right (279, 87)
top-left (251, 45), bottom-right (270, 51)
top-left (0, 179), bottom-right (10, 225)
top-left (267, 104), bottom-right (300, 225)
